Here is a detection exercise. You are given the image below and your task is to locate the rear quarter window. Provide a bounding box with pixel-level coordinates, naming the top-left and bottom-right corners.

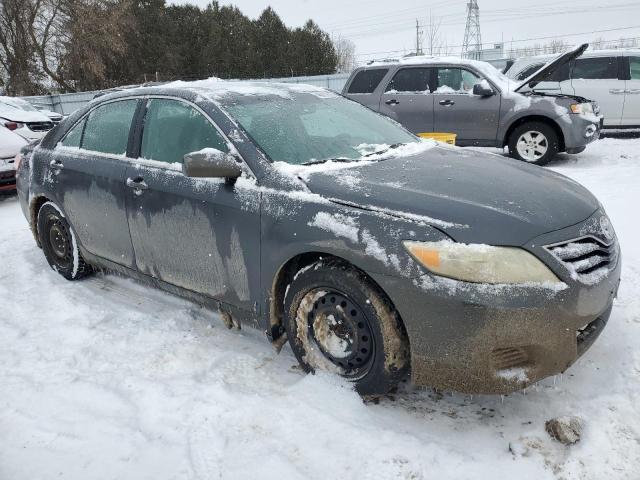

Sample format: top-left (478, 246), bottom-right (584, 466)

top-left (347, 69), bottom-right (389, 94)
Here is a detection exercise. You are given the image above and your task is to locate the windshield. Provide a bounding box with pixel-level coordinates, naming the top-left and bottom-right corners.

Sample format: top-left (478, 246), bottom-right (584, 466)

top-left (220, 92), bottom-right (417, 165)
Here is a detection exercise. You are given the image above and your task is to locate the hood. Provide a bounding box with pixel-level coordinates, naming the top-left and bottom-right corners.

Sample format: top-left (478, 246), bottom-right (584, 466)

top-left (514, 43), bottom-right (588, 93)
top-left (40, 109), bottom-right (63, 120)
top-left (0, 126), bottom-right (28, 158)
top-left (302, 146), bottom-right (599, 246)
top-left (0, 104), bottom-right (52, 123)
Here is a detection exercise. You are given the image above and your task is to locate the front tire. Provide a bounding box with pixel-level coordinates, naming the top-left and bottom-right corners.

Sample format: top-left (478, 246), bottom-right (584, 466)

top-left (508, 121), bottom-right (559, 165)
top-left (284, 259), bottom-right (410, 395)
top-left (37, 202), bottom-right (92, 280)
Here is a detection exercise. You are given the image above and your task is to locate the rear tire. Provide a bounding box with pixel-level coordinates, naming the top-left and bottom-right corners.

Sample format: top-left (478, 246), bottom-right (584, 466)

top-left (508, 121), bottom-right (559, 166)
top-left (284, 259), bottom-right (410, 395)
top-left (37, 202), bottom-right (92, 280)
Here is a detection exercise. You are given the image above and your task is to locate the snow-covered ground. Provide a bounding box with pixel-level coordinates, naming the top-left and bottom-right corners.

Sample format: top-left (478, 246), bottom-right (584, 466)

top-left (1, 138), bottom-right (639, 479)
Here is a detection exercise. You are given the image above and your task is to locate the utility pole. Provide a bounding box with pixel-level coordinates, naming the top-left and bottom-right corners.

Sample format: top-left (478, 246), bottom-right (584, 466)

top-left (462, 0), bottom-right (482, 60)
top-left (416, 19), bottom-right (423, 56)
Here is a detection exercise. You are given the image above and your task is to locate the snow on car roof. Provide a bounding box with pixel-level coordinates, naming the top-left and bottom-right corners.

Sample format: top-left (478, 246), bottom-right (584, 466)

top-left (165, 77), bottom-right (339, 100)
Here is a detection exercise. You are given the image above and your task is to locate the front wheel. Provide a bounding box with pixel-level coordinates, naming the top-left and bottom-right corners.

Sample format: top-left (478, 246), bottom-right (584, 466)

top-left (37, 202), bottom-right (92, 280)
top-left (508, 121), bottom-right (559, 166)
top-left (284, 259), bottom-right (410, 395)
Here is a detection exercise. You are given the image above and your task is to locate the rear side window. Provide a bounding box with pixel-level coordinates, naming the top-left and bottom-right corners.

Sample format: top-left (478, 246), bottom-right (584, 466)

top-left (629, 57), bottom-right (640, 80)
top-left (61, 118), bottom-right (86, 147)
top-left (572, 57), bottom-right (618, 80)
top-left (516, 63), bottom-right (544, 81)
top-left (82, 100), bottom-right (138, 155)
top-left (141, 99), bottom-right (228, 165)
top-left (347, 69), bottom-right (388, 94)
top-left (386, 68), bottom-right (432, 93)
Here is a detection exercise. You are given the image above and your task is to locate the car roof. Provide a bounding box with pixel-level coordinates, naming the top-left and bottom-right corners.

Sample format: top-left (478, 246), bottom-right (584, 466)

top-left (91, 78), bottom-right (338, 106)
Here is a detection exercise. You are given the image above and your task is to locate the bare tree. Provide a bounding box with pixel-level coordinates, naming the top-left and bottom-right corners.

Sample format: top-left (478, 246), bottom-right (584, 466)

top-left (333, 36), bottom-right (356, 73)
top-left (424, 11), bottom-right (446, 56)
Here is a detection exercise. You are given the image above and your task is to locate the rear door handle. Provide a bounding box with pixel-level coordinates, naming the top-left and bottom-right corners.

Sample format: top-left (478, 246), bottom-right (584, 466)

top-left (627, 89), bottom-right (640, 94)
top-left (49, 159), bottom-right (64, 170)
top-left (609, 89), bottom-right (626, 95)
top-left (126, 177), bottom-right (148, 195)
top-left (385, 99), bottom-right (400, 105)
top-left (439, 99), bottom-right (455, 106)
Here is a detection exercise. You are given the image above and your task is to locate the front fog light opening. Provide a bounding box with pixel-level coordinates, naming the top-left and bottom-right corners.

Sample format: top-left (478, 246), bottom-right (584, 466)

top-left (584, 124), bottom-right (597, 138)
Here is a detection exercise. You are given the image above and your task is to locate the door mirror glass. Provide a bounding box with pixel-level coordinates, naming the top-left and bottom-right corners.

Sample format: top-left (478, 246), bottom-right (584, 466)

top-left (472, 81), bottom-right (495, 97)
top-left (183, 149), bottom-right (242, 179)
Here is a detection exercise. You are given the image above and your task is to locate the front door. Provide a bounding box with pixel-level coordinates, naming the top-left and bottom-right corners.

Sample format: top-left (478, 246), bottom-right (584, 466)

top-left (432, 67), bottom-right (501, 145)
top-left (125, 97), bottom-right (260, 312)
top-left (570, 56), bottom-right (625, 127)
top-left (622, 56), bottom-right (640, 126)
top-left (48, 98), bottom-right (139, 268)
top-left (378, 67), bottom-right (434, 134)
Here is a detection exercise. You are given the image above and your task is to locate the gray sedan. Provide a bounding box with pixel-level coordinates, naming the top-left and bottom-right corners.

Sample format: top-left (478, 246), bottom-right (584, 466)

top-left (16, 81), bottom-right (620, 395)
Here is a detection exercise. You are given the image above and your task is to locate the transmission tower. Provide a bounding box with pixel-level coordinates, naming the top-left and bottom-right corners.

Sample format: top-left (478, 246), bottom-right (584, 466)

top-left (462, 0), bottom-right (482, 60)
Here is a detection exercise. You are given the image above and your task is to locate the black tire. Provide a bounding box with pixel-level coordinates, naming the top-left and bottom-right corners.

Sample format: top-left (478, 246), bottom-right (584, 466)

top-left (284, 259), bottom-right (410, 395)
top-left (508, 121), bottom-right (559, 166)
top-left (37, 202), bottom-right (92, 280)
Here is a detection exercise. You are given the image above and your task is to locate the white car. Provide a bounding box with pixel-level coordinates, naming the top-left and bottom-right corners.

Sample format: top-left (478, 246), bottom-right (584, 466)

top-left (0, 96), bottom-right (55, 141)
top-left (505, 49), bottom-right (640, 129)
top-left (0, 125), bottom-right (27, 193)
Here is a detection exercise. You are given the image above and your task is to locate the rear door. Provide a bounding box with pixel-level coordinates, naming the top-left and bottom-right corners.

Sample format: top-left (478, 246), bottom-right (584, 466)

top-left (124, 97), bottom-right (260, 312)
top-left (49, 98), bottom-right (139, 268)
top-left (570, 56), bottom-right (624, 126)
top-left (343, 68), bottom-right (390, 111)
top-left (622, 56), bottom-right (640, 126)
top-left (378, 67), bottom-right (434, 134)
top-left (432, 66), bottom-right (500, 145)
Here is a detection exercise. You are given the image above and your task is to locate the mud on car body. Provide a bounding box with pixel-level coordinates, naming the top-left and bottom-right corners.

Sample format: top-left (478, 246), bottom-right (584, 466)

top-left (16, 80), bottom-right (621, 395)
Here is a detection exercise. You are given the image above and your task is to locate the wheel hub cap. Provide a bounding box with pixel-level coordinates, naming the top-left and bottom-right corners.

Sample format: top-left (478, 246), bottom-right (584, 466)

top-left (516, 130), bottom-right (548, 162)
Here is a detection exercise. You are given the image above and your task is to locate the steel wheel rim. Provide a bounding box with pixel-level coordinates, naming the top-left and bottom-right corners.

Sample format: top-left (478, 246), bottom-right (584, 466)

top-left (516, 130), bottom-right (548, 162)
top-left (47, 216), bottom-right (73, 266)
top-left (305, 289), bottom-right (374, 377)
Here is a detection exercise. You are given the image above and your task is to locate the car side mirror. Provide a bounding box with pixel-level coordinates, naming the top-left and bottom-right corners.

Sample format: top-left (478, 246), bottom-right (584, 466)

top-left (183, 149), bottom-right (242, 180)
top-left (472, 82), bottom-right (495, 97)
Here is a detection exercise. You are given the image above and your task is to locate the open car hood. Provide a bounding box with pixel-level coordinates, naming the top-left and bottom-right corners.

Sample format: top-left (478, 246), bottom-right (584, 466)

top-left (514, 43), bottom-right (588, 93)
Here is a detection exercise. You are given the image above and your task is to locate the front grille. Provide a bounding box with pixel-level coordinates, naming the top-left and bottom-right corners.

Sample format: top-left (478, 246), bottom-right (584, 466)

top-left (546, 236), bottom-right (618, 284)
top-left (26, 121), bottom-right (54, 132)
top-left (491, 347), bottom-right (528, 370)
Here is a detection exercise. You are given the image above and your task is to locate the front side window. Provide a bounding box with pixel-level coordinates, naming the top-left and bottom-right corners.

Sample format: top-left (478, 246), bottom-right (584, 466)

top-left (385, 68), bottom-right (432, 93)
top-left (141, 99), bottom-right (228, 164)
top-left (572, 57), bottom-right (618, 80)
top-left (629, 57), bottom-right (640, 80)
top-left (221, 92), bottom-right (417, 166)
top-left (436, 68), bottom-right (481, 93)
top-left (82, 100), bottom-right (138, 155)
top-left (347, 69), bottom-right (389, 94)
top-left (60, 118), bottom-right (86, 148)
top-left (516, 63), bottom-right (544, 81)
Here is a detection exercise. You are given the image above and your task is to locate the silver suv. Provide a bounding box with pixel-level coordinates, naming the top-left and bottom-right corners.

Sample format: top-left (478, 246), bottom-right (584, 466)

top-left (343, 45), bottom-right (602, 165)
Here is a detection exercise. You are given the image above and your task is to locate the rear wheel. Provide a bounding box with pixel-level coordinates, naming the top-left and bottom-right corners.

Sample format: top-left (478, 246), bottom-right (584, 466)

top-left (508, 121), bottom-right (559, 165)
top-left (37, 202), bottom-right (92, 280)
top-left (284, 259), bottom-right (410, 395)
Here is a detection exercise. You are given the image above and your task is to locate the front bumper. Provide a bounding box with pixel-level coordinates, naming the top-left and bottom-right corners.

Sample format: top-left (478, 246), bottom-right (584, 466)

top-left (371, 213), bottom-right (621, 394)
top-left (560, 113), bottom-right (603, 151)
top-left (0, 160), bottom-right (16, 193)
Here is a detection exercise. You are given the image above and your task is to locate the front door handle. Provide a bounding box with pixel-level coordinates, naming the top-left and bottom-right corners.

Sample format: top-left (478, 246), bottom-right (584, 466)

top-left (49, 159), bottom-right (64, 170)
top-left (439, 99), bottom-right (455, 106)
top-left (126, 177), bottom-right (148, 195)
top-left (609, 89), bottom-right (626, 95)
top-left (385, 99), bottom-right (400, 105)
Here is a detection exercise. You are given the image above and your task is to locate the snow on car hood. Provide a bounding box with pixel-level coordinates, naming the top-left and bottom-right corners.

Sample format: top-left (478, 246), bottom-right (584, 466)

top-left (0, 126), bottom-right (28, 158)
top-left (301, 146), bottom-right (599, 246)
top-left (0, 104), bottom-right (51, 123)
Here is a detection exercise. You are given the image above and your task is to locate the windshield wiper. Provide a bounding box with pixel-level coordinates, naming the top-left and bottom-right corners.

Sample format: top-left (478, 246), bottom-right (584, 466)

top-left (362, 143), bottom-right (406, 158)
top-left (302, 157), bottom-right (356, 166)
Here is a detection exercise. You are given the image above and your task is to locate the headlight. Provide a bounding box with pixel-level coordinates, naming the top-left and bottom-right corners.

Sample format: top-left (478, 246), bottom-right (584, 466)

top-left (403, 241), bottom-right (561, 284)
top-left (570, 103), bottom-right (594, 115)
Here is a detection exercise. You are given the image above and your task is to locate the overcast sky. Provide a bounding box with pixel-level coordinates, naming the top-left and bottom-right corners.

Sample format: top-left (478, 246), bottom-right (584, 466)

top-left (172, 0), bottom-right (640, 62)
